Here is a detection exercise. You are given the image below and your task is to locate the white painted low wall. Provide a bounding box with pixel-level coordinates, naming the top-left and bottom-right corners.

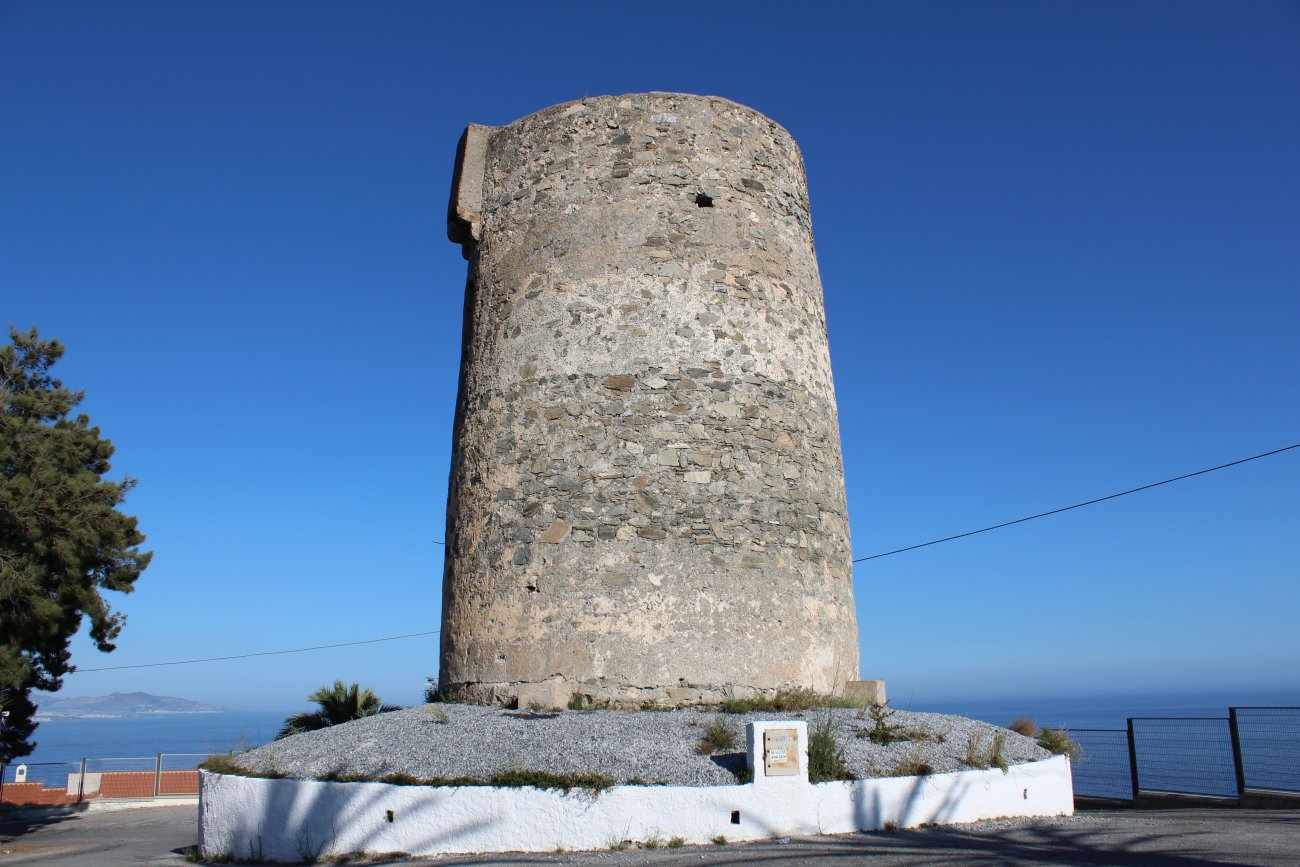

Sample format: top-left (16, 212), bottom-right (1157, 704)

top-left (198, 756), bottom-right (1073, 861)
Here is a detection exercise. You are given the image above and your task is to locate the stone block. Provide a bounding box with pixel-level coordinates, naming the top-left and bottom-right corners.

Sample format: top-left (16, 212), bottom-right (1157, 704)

top-left (843, 679), bottom-right (887, 707)
top-left (516, 681), bottom-right (570, 711)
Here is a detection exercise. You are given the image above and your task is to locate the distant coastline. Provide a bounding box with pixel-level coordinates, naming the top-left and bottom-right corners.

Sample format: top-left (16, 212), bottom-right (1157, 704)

top-left (34, 691), bottom-right (224, 722)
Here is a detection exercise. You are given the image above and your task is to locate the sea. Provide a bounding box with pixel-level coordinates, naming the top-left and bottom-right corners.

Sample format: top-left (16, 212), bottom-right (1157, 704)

top-left (13, 688), bottom-right (1297, 769)
top-left (18, 710), bottom-right (292, 767)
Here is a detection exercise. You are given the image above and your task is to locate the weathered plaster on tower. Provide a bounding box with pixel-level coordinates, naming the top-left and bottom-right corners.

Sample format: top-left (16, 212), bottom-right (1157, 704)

top-left (440, 93), bottom-right (859, 706)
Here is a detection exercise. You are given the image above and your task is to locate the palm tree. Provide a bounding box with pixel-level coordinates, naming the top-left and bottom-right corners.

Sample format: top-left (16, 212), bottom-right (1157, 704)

top-left (276, 680), bottom-right (401, 739)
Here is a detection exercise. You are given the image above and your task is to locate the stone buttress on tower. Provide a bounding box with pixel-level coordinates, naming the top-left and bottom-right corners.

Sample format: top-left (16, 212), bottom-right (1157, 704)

top-left (440, 93), bottom-right (859, 706)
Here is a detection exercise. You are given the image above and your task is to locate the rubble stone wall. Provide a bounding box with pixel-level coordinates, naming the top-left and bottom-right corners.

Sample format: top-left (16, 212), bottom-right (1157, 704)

top-left (439, 93), bottom-right (859, 705)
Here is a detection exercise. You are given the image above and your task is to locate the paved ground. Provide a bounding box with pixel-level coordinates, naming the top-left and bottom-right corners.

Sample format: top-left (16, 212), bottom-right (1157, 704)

top-left (0, 806), bottom-right (195, 866)
top-left (1, 805), bottom-right (1297, 866)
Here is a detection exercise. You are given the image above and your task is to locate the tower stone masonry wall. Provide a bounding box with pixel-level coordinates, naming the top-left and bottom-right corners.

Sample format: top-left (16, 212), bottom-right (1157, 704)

top-left (440, 92), bottom-right (859, 706)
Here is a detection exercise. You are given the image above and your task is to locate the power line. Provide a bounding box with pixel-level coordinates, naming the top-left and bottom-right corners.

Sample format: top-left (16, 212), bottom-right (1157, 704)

top-left (82, 444), bottom-right (1294, 673)
top-left (852, 441), bottom-right (1300, 563)
top-left (74, 630), bottom-right (441, 672)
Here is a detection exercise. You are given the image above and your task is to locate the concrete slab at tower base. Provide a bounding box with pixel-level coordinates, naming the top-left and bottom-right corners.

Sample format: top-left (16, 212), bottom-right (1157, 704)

top-left (844, 679), bottom-right (887, 706)
top-left (197, 757), bottom-right (1073, 860)
top-left (517, 680), bottom-right (570, 710)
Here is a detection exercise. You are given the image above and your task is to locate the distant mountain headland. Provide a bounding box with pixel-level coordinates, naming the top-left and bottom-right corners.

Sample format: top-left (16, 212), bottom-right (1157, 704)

top-left (35, 692), bottom-right (225, 720)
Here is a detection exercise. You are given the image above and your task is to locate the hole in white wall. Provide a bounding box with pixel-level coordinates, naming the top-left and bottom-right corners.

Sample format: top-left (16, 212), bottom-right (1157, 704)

top-left (730, 810), bottom-right (740, 825)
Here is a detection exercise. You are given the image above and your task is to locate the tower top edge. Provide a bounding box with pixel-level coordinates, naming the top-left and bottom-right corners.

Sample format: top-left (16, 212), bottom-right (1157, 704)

top-left (477, 92), bottom-right (799, 145)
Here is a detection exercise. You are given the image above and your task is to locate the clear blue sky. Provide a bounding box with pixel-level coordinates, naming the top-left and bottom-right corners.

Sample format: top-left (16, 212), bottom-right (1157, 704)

top-left (3, 0), bottom-right (1297, 711)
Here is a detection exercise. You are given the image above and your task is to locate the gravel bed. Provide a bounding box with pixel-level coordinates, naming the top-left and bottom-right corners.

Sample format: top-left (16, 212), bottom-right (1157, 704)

top-left (227, 704), bottom-right (1052, 787)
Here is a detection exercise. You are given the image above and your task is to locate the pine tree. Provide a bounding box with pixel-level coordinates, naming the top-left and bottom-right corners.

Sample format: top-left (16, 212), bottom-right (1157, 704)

top-left (0, 326), bottom-right (151, 762)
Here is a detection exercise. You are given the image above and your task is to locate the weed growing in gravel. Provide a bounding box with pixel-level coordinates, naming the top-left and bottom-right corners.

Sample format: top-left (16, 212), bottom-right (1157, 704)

top-left (643, 832), bottom-right (664, 849)
top-left (623, 776), bottom-right (647, 786)
top-left (711, 835), bottom-right (728, 845)
top-left (316, 770), bottom-right (374, 783)
top-left (988, 732), bottom-right (1009, 771)
top-left (199, 754), bottom-right (289, 779)
top-left (695, 717), bottom-right (738, 754)
top-left (809, 714), bottom-right (855, 782)
top-left (732, 765), bottom-right (753, 784)
top-left (384, 773), bottom-right (481, 787)
top-left (965, 732), bottom-right (989, 769)
top-left (887, 746), bottom-right (934, 778)
top-left (487, 768), bottom-right (615, 794)
top-left (964, 731), bottom-right (1009, 771)
top-left (376, 772), bottom-right (426, 786)
top-left (1037, 727), bottom-right (1082, 759)
top-left (1009, 717), bottom-right (1039, 737)
top-left (319, 769), bottom-right (614, 794)
top-left (890, 757), bottom-right (935, 777)
top-left (668, 836), bottom-right (686, 848)
top-left (898, 727), bottom-right (945, 743)
top-left (858, 704), bottom-right (905, 745)
top-left (718, 687), bottom-right (829, 713)
top-left (425, 705), bottom-right (450, 724)
top-left (425, 685), bottom-right (474, 704)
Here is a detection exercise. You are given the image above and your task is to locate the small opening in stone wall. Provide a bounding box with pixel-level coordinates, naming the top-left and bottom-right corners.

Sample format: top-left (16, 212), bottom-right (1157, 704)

top-left (695, 193), bottom-right (714, 208)
top-left (730, 810), bottom-right (741, 825)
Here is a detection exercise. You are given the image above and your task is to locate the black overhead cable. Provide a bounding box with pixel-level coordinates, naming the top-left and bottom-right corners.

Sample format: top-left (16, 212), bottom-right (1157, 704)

top-left (74, 442), bottom-right (1297, 673)
top-left (851, 442), bottom-right (1300, 563)
top-left (73, 631), bottom-right (441, 672)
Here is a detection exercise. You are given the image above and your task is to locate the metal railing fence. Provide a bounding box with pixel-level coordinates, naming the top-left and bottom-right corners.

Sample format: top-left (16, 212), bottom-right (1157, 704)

top-left (1, 754), bottom-right (206, 807)
top-left (1128, 717), bottom-right (1237, 798)
top-left (1231, 707), bottom-right (1300, 795)
top-left (1066, 706), bottom-right (1300, 803)
top-left (1067, 728), bottom-right (1131, 801)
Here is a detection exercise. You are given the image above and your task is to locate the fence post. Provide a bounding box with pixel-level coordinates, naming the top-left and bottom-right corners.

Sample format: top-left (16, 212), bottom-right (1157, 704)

top-left (1126, 718), bottom-right (1140, 801)
top-left (77, 758), bottom-right (87, 803)
top-left (1, 763), bottom-right (6, 805)
top-left (154, 754), bottom-right (163, 798)
top-left (1228, 707), bottom-right (1246, 797)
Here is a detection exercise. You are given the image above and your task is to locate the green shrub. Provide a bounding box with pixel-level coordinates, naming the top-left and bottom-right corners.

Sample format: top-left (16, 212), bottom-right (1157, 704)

top-left (862, 704), bottom-right (905, 745)
top-left (889, 759), bottom-right (930, 779)
top-left (486, 768), bottom-right (614, 795)
top-left (965, 732), bottom-right (988, 769)
top-left (988, 732), bottom-right (1009, 771)
top-left (1037, 727), bottom-right (1082, 759)
top-left (718, 687), bottom-right (827, 713)
top-left (695, 717), bottom-right (738, 755)
top-left (808, 715), bottom-right (855, 782)
top-left (376, 772), bottom-right (423, 786)
top-left (199, 755), bottom-right (288, 779)
top-left (1009, 717), bottom-right (1038, 737)
top-left (316, 770), bottom-right (373, 783)
top-left (887, 750), bottom-right (934, 777)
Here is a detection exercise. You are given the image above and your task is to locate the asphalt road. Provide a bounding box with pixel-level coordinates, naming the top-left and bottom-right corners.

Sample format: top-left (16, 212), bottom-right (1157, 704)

top-left (1, 805), bottom-right (1297, 866)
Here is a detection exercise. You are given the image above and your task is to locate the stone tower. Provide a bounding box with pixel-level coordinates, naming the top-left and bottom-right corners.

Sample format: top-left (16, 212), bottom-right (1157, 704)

top-left (440, 93), bottom-right (859, 706)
